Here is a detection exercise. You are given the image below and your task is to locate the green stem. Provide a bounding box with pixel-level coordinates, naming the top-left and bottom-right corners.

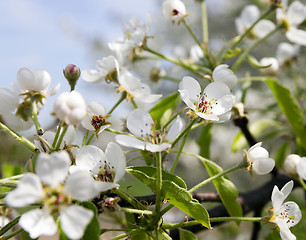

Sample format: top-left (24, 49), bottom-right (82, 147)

top-left (120, 208), bottom-right (153, 215)
top-left (126, 155), bottom-right (143, 164)
top-left (131, 99), bottom-right (138, 109)
top-left (55, 124), bottom-right (68, 151)
top-left (145, 47), bottom-right (207, 78)
top-left (106, 128), bottom-right (135, 138)
top-left (201, 0), bottom-right (209, 43)
top-left (170, 126), bottom-right (190, 173)
top-left (155, 152), bottom-right (162, 217)
top-left (232, 5), bottom-right (275, 49)
top-left (171, 119), bottom-right (197, 148)
top-left (0, 122), bottom-right (36, 153)
top-left (111, 229), bottom-right (144, 240)
top-left (3, 228), bottom-right (24, 240)
top-left (108, 92), bottom-right (126, 115)
top-left (85, 133), bottom-right (95, 145)
top-left (185, 153), bottom-right (244, 193)
top-left (298, 177), bottom-right (306, 191)
top-left (52, 120), bottom-right (62, 148)
top-left (116, 188), bottom-right (147, 210)
top-left (159, 75), bottom-right (181, 83)
top-left (82, 130), bottom-right (89, 146)
top-left (31, 100), bottom-right (43, 133)
top-left (163, 109), bottom-right (184, 129)
top-left (232, 24), bottom-right (283, 72)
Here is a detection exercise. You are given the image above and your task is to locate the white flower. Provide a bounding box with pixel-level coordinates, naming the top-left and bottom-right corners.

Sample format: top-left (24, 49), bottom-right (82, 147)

top-left (71, 142), bottom-right (126, 191)
top-left (123, 15), bottom-right (151, 47)
top-left (82, 55), bottom-right (119, 83)
top-left (178, 76), bottom-right (235, 122)
top-left (5, 151), bottom-right (101, 239)
top-left (116, 109), bottom-right (184, 152)
top-left (162, 0), bottom-right (187, 24)
top-left (118, 69), bottom-right (162, 103)
top-left (54, 90), bottom-right (87, 126)
top-left (276, 42), bottom-right (300, 66)
top-left (235, 5), bottom-right (276, 39)
top-left (276, 1), bottom-right (306, 45)
top-left (81, 101), bottom-right (110, 136)
top-left (283, 154), bottom-right (306, 180)
top-left (245, 142), bottom-right (275, 175)
top-left (270, 181), bottom-right (302, 240)
top-left (212, 64), bottom-right (238, 90)
top-left (259, 57), bottom-right (280, 75)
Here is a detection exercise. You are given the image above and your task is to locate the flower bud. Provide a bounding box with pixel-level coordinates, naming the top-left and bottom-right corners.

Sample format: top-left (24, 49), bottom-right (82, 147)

top-left (283, 154), bottom-right (300, 177)
top-left (63, 64), bottom-right (81, 91)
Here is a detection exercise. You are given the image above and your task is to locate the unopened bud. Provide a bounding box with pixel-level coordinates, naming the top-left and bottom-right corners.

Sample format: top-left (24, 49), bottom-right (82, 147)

top-left (283, 154), bottom-right (300, 177)
top-left (63, 64), bottom-right (81, 91)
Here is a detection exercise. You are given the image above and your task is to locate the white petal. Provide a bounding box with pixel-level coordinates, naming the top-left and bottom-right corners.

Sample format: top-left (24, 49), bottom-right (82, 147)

top-left (47, 83), bottom-right (60, 97)
top-left (276, 42), bottom-right (299, 66)
top-left (146, 142), bottom-right (171, 152)
top-left (252, 157), bottom-right (275, 175)
top-left (296, 157), bottom-right (306, 180)
top-left (17, 68), bottom-right (36, 91)
top-left (253, 19), bottom-right (276, 38)
top-left (75, 145), bottom-right (105, 172)
top-left (126, 109), bottom-right (153, 137)
top-left (204, 82), bottom-right (231, 102)
top-left (95, 182), bottom-right (119, 192)
top-left (115, 135), bottom-right (146, 150)
top-left (19, 208), bottom-right (57, 239)
top-left (248, 144), bottom-right (269, 159)
top-left (60, 205), bottom-right (93, 240)
top-left (240, 5), bottom-right (260, 27)
top-left (196, 112), bottom-right (219, 121)
top-left (286, 1), bottom-right (306, 27)
top-left (281, 180), bottom-right (294, 200)
top-left (212, 64), bottom-right (237, 90)
top-left (64, 171), bottom-right (101, 201)
top-left (135, 93), bottom-right (162, 103)
top-left (36, 151), bottom-right (70, 187)
top-left (1, 113), bottom-right (33, 132)
top-left (105, 142), bottom-right (126, 183)
top-left (179, 77), bottom-right (201, 103)
top-left (286, 28), bottom-right (306, 46)
top-left (32, 70), bottom-right (51, 92)
top-left (166, 116), bottom-right (184, 142)
top-left (276, 218), bottom-right (296, 240)
top-left (280, 201), bottom-right (302, 228)
top-left (81, 70), bottom-right (104, 83)
top-left (0, 88), bottom-right (19, 113)
top-left (211, 94), bottom-right (235, 115)
top-left (215, 111), bottom-right (231, 122)
top-left (5, 174), bottom-right (43, 208)
top-left (272, 185), bottom-right (284, 212)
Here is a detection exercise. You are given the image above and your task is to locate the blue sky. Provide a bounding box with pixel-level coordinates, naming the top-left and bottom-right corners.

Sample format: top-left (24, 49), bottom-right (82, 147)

top-left (0, 0), bottom-right (158, 128)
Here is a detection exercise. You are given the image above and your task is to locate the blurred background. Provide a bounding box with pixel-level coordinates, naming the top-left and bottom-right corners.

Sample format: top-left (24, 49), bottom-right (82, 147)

top-left (0, 0), bottom-right (306, 239)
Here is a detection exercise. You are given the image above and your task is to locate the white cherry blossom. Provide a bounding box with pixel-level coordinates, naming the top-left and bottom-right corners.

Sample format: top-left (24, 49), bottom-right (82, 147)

top-left (117, 69), bottom-right (162, 103)
top-left (53, 90), bottom-right (87, 126)
top-left (212, 64), bottom-right (238, 90)
top-left (178, 76), bottom-right (235, 122)
top-left (245, 142), bottom-right (275, 175)
top-left (82, 55), bottom-right (119, 83)
top-left (5, 151), bottom-right (101, 239)
top-left (283, 154), bottom-right (306, 180)
top-left (116, 109), bottom-right (184, 152)
top-left (270, 181), bottom-right (302, 240)
top-left (81, 101), bottom-right (110, 136)
top-left (162, 0), bottom-right (187, 24)
top-left (276, 1), bottom-right (306, 45)
top-left (276, 42), bottom-right (300, 66)
top-left (235, 5), bottom-right (276, 39)
top-left (71, 142), bottom-right (126, 191)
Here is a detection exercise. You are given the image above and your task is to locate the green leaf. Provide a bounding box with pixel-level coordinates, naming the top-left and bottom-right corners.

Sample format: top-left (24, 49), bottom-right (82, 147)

top-left (127, 166), bottom-right (186, 189)
top-left (231, 119), bottom-right (284, 152)
top-left (81, 202), bottom-right (100, 240)
top-left (179, 228), bottom-right (197, 240)
top-left (197, 123), bottom-right (213, 159)
top-left (127, 166), bottom-right (211, 229)
top-left (274, 142), bottom-right (291, 168)
top-left (201, 158), bottom-right (243, 218)
top-left (149, 92), bottom-right (181, 129)
top-left (265, 78), bottom-right (306, 150)
top-left (0, 216), bottom-right (21, 236)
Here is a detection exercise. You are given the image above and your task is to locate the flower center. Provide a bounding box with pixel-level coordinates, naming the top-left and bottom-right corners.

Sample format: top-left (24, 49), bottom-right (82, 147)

top-left (277, 204), bottom-right (296, 225)
top-left (94, 161), bottom-right (116, 182)
top-left (42, 185), bottom-right (71, 213)
top-left (172, 9), bottom-right (179, 16)
top-left (91, 115), bottom-right (106, 130)
top-left (196, 92), bottom-right (217, 114)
